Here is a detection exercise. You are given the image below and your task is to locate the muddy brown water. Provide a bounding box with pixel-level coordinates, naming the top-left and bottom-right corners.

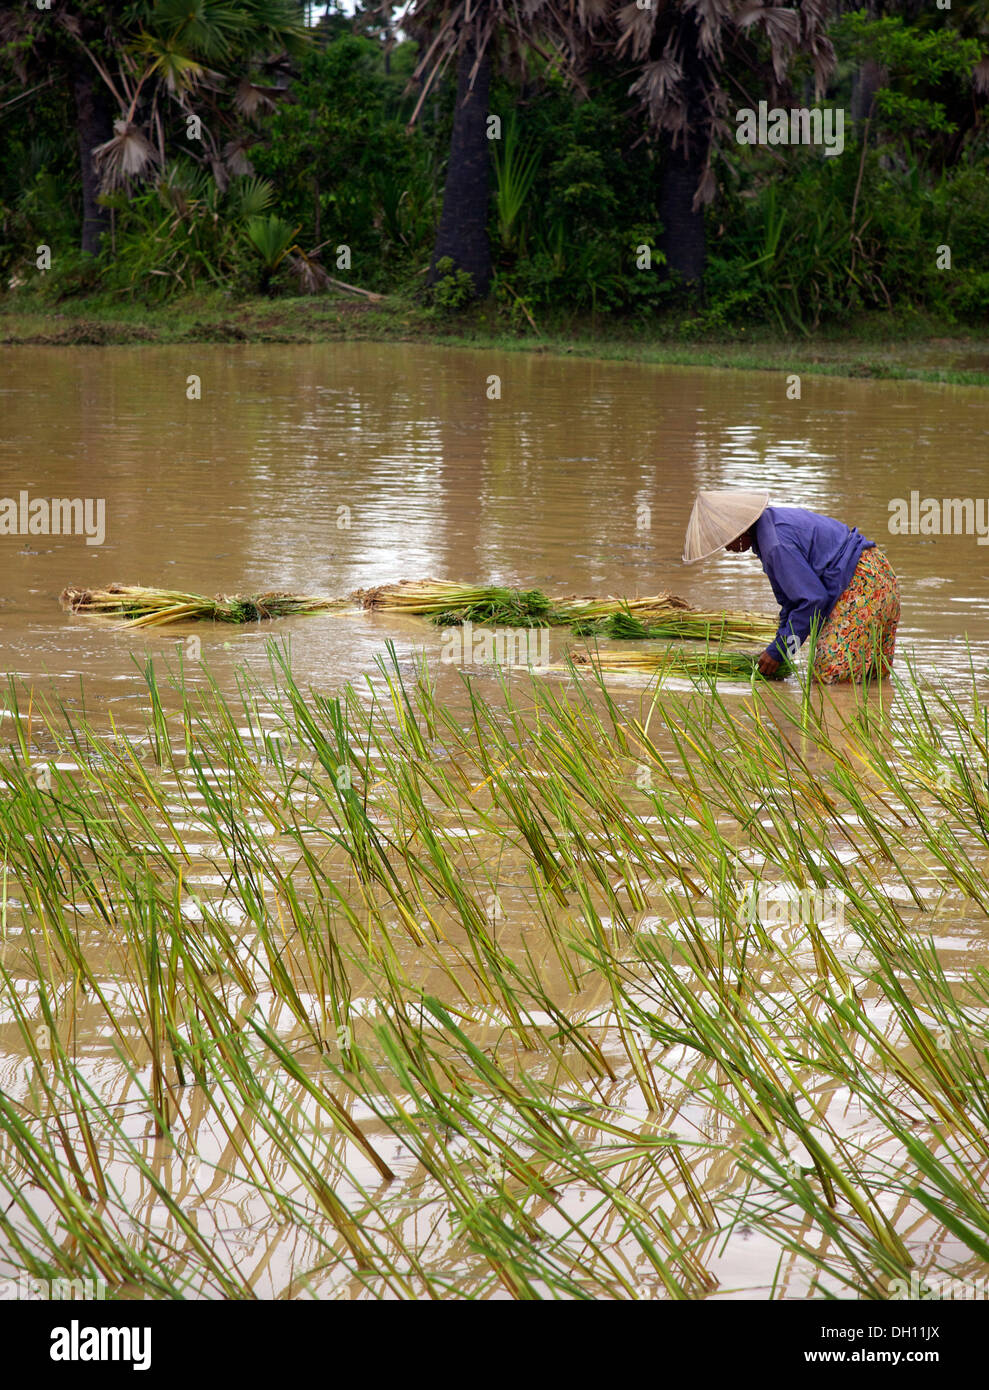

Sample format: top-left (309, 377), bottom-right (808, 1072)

top-left (1, 343), bottom-right (989, 1299)
top-left (2, 342), bottom-right (987, 705)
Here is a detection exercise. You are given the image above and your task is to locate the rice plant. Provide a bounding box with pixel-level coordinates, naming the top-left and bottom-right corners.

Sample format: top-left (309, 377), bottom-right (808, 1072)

top-left (0, 641), bottom-right (987, 1299)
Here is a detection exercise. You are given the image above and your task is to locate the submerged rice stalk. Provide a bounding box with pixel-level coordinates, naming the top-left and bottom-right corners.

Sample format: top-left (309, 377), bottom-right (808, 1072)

top-left (567, 646), bottom-right (790, 681)
top-left (570, 610), bottom-right (778, 644)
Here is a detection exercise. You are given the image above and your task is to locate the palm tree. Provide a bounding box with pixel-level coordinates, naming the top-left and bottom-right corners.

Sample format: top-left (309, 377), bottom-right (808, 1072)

top-left (615, 0), bottom-right (837, 290)
top-left (403, 0), bottom-right (836, 300)
top-left (72, 49), bottom-right (117, 255)
top-left (423, 30), bottom-right (494, 296)
top-left (0, 0), bottom-right (309, 255)
top-left (0, 5), bottom-right (114, 254)
top-left (243, 211), bottom-right (300, 292)
top-left (405, 0), bottom-right (604, 299)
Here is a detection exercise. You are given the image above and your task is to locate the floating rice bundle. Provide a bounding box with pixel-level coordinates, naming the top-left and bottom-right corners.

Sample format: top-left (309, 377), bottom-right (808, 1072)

top-left (60, 585), bottom-right (348, 628)
top-left (62, 576), bottom-right (778, 645)
top-left (550, 591), bottom-right (693, 622)
top-left (350, 578), bottom-right (508, 615)
top-left (571, 609), bottom-right (778, 643)
top-left (354, 581), bottom-right (709, 630)
top-left (429, 589), bottom-right (559, 628)
top-left (569, 644), bottom-right (790, 681)
top-left (354, 578), bottom-right (588, 627)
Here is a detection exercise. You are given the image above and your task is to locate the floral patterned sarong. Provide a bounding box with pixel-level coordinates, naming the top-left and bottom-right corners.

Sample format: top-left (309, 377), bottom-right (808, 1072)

top-left (811, 547), bottom-right (900, 684)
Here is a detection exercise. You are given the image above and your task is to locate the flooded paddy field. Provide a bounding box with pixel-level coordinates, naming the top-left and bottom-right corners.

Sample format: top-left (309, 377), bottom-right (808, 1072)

top-left (1, 344), bottom-right (988, 1300)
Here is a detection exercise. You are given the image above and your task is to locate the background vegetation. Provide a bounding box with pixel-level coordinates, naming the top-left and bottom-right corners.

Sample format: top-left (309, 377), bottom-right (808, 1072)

top-left (1, 1), bottom-right (987, 336)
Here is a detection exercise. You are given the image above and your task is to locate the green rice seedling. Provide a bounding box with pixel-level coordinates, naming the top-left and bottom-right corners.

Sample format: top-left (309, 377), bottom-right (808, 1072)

top-left (2, 638), bottom-right (989, 1300)
top-left (344, 979), bottom-right (716, 1299)
top-left (566, 910), bottom-right (917, 1284)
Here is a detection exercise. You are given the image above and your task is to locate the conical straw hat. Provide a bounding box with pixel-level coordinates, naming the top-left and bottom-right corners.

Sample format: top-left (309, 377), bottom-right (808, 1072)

top-left (682, 489), bottom-right (770, 564)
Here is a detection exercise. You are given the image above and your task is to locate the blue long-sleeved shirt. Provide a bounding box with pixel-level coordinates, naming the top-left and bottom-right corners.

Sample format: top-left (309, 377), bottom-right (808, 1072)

top-left (751, 507), bottom-right (874, 664)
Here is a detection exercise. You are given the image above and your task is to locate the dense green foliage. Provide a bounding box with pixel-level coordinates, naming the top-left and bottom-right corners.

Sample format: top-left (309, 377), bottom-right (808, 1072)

top-left (249, 36), bottom-right (437, 291)
top-left (1, 5), bottom-right (987, 330)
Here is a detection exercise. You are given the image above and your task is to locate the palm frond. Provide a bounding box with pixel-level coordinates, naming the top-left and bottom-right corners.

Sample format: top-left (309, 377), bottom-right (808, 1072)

top-left (229, 174), bottom-right (275, 221)
top-left (243, 213), bottom-right (299, 268)
top-left (92, 120), bottom-right (160, 192)
top-left (287, 248), bottom-right (331, 294)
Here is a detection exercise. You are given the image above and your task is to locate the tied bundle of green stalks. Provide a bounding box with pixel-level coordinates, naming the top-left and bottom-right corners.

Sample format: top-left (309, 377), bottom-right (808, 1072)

top-left (570, 609), bottom-right (779, 643)
top-left (431, 589), bottom-right (558, 628)
top-left (355, 578), bottom-right (587, 627)
top-left (351, 578), bottom-right (519, 616)
top-left (61, 584), bottom-right (347, 628)
top-left (355, 578), bottom-right (724, 631)
top-left (570, 645), bottom-right (791, 680)
top-left (550, 592), bottom-right (692, 622)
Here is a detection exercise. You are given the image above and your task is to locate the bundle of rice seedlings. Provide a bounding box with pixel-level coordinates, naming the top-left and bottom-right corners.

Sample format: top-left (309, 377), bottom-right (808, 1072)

top-left (429, 588), bottom-right (559, 628)
top-left (61, 584), bottom-right (347, 628)
top-left (569, 645), bottom-right (790, 680)
top-left (571, 609), bottom-right (779, 643)
top-left (353, 579), bottom-right (568, 626)
top-left (351, 578), bottom-right (507, 615)
top-left (550, 591), bottom-right (693, 622)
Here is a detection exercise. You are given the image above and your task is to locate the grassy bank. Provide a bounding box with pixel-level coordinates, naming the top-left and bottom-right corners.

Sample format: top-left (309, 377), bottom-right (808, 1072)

top-left (3, 290), bottom-right (989, 386)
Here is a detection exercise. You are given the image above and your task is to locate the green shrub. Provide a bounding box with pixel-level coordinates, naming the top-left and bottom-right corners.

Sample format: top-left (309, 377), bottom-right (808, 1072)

top-left (34, 245), bottom-right (106, 302)
top-left (251, 35), bottom-right (436, 291)
top-left (430, 257), bottom-right (476, 311)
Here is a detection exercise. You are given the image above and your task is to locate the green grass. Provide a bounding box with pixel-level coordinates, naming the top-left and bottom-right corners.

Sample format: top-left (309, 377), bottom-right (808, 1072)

top-left (3, 289), bottom-right (989, 385)
top-left (1, 644), bottom-right (989, 1298)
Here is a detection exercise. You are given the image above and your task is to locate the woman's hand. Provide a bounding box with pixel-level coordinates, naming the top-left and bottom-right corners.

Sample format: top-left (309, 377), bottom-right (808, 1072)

top-left (758, 650), bottom-right (781, 678)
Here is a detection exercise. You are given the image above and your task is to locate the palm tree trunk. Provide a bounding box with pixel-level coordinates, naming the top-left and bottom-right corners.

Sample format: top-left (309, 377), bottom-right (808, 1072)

top-left (657, 13), bottom-right (709, 291)
top-left (428, 37), bottom-right (493, 298)
top-left (851, 58), bottom-right (883, 127)
top-left (850, 0), bottom-right (884, 131)
top-left (72, 60), bottom-right (113, 255)
top-left (658, 153), bottom-right (707, 288)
